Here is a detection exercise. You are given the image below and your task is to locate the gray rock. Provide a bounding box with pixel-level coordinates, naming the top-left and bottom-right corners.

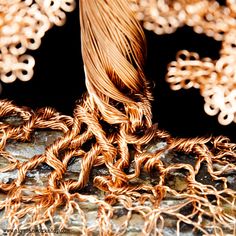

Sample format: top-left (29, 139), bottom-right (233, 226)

top-left (0, 118), bottom-right (235, 235)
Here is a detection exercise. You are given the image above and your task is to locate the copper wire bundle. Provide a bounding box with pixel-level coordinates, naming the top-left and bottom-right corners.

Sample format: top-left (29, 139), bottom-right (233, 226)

top-left (0, 0), bottom-right (236, 235)
top-left (133, 0), bottom-right (236, 125)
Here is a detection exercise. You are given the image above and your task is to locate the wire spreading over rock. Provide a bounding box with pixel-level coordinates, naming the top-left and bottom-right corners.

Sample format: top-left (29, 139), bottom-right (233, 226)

top-left (0, 0), bottom-right (236, 235)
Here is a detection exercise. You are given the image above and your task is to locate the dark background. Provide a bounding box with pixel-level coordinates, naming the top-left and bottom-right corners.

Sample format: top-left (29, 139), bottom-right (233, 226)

top-left (1, 3), bottom-right (236, 142)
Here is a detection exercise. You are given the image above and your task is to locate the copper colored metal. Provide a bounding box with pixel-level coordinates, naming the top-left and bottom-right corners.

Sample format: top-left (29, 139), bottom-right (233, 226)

top-left (0, 0), bottom-right (75, 83)
top-left (134, 0), bottom-right (236, 125)
top-left (0, 0), bottom-right (236, 235)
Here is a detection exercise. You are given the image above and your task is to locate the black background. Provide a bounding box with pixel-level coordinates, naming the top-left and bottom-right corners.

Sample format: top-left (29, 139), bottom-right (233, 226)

top-left (1, 3), bottom-right (236, 142)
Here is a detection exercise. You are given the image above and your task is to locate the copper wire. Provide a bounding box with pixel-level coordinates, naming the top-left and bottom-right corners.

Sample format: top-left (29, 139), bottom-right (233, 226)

top-left (0, 0), bottom-right (76, 83)
top-left (0, 0), bottom-right (236, 235)
top-left (134, 0), bottom-right (236, 125)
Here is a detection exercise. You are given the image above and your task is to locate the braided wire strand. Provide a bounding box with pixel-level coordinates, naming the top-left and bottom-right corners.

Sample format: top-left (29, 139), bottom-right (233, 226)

top-left (0, 0), bottom-right (235, 235)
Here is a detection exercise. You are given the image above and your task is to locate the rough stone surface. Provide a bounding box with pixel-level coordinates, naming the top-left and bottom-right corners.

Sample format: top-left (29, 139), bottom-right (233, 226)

top-left (0, 118), bottom-right (234, 235)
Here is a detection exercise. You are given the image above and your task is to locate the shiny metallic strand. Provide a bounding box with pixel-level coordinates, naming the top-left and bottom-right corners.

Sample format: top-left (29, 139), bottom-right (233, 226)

top-left (0, 0), bottom-right (236, 235)
top-left (134, 0), bottom-right (236, 125)
top-left (0, 0), bottom-right (75, 83)
top-left (0, 100), bottom-right (236, 235)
